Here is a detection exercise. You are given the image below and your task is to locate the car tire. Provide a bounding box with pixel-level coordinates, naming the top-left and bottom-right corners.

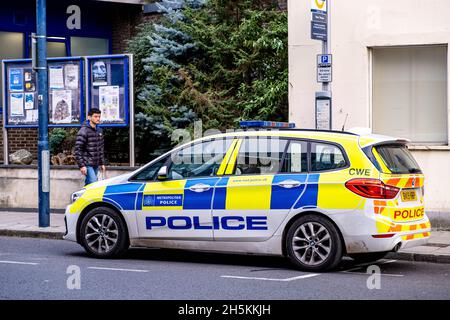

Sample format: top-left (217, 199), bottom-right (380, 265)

top-left (348, 252), bottom-right (389, 264)
top-left (286, 214), bottom-right (343, 272)
top-left (79, 207), bottom-right (129, 258)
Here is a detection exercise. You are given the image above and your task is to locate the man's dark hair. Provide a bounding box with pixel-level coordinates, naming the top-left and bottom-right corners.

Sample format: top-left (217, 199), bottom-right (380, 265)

top-left (88, 108), bottom-right (101, 116)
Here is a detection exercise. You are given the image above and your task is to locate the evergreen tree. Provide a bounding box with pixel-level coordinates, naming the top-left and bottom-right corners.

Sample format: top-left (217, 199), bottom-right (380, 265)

top-left (127, 0), bottom-right (287, 163)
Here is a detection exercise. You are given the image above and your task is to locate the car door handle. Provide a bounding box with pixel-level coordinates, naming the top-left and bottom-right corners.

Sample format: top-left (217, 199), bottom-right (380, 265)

top-left (278, 180), bottom-right (301, 189)
top-left (189, 183), bottom-right (211, 193)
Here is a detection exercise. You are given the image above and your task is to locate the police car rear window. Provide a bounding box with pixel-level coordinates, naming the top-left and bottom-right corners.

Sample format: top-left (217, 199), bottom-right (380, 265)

top-left (375, 144), bottom-right (422, 174)
top-left (311, 142), bottom-right (347, 172)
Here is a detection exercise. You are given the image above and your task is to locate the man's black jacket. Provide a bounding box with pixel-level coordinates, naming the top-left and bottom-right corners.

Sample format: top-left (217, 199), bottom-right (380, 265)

top-left (74, 121), bottom-right (105, 168)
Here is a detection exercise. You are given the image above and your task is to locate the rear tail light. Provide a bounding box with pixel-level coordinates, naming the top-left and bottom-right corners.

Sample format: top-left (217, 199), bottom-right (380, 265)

top-left (372, 233), bottom-right (396, 238)
top-left (345, 178), bottom-right (400, 199)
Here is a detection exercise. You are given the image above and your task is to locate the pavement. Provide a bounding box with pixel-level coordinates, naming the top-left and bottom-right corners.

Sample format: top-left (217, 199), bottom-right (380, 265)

top-left (0, 211), bottom-right (65, 240)
top-left (0, 211), bottom-right (450, 264)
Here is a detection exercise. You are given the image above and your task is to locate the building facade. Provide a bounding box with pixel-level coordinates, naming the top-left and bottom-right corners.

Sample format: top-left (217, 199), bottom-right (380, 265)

top-left (288, 0), bottom-right (450, 211)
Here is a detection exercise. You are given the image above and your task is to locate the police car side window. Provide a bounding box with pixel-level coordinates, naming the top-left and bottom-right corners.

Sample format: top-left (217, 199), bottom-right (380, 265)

top-left (168, 138), bottom-right (233, 179)
top-left (234, 137), bottom-right (287, 175)
top-left (132, 155), bottom-right (169, 181)
top-left (281, 141), bottom-right (308, 173)
top-left (311, 142), bottom-right (347, 172)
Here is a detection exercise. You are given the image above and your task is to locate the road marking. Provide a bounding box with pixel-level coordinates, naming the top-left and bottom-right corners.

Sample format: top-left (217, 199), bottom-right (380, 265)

top-left (0, 260), bottom-right (39, 265)
top-left (339, 271), bottom-right (404, 277)
top-left (380, 259), bottom-right (398, 264)
top-left (343, 259), bottom-right (399, 273)
top-left (221, 273), bottom-right (320, 282)
top-left (339, 259), bottom-right (402, 277)
top-left (88, 267), bottom-right (149, 273)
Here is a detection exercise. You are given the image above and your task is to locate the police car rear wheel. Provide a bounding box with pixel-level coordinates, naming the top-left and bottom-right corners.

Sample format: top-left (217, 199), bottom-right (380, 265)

top-left (286, 215), bottom-right (343, 272)
top-left (80, 207), bottom-right (129, 258)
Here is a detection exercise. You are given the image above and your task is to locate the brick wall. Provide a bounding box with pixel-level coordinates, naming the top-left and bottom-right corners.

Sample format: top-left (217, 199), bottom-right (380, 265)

top-left (111, 4), bottom-right (149, 54)
top-left (0, 120), bottom-right (38, 164)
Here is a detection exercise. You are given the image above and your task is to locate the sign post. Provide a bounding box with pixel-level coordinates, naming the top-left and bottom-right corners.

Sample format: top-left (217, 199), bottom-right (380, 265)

top-left (36, 0), bottom-right (50, 227)
top-left (317, 54), bottom-right (332, 82)
top-left (311, 0), bottom-right (332, 130)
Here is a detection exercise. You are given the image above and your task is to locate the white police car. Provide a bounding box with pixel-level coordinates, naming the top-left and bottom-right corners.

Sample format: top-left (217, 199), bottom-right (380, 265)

top-left (64, 121), bottom-right (430, 271)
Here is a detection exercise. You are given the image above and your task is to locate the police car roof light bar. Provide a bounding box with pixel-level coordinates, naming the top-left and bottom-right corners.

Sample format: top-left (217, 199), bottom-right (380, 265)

top-left (239, 121), bottom-right (296, 129)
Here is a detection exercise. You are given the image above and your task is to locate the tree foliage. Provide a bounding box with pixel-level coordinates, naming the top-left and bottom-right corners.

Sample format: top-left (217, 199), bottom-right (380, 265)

top-left (127, 0), bottom-right (288, 163)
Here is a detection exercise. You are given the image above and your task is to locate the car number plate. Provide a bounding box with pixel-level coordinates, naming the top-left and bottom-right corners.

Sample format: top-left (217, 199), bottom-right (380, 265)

top-left (401, 190), bottom-right (417, 202)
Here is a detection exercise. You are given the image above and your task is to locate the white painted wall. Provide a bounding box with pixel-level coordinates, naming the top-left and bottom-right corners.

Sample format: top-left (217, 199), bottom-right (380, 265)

top-left (288, 0), bottom-right (450, 211)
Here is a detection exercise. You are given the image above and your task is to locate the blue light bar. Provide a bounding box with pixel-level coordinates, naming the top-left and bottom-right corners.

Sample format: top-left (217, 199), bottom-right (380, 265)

top-left (239, 121), bottom-right (296, 129)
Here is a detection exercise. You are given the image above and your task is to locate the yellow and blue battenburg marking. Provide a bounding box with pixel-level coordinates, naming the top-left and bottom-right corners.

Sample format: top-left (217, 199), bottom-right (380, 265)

top-left (92, 174), bottom-right (324, 212)
top-left (212, 177), bottom-right (228, 209)
top-left (91, 173), bottom-right (322, 227)
top-left (293, 174), bottom-right (320, 209)
top-left (102, 183), bottom-right (145, 210)
top-left (271, 174), bottom-right (307, 209)
top-left (184, 178), bottom-right (220, 209)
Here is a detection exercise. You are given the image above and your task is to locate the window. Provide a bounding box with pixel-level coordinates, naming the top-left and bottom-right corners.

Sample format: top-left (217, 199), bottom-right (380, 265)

top-left (281, 141), bottom-right (308, 173)
top-left (27, 40), bottom-right (68, 58)
top-left (168, 138), bottom-right (233, 180)
top-left (47, 41), bottom-right (67, 57)
top-left (372, 45), bottom-right (448, 145)
top-left (234, 137), bottom-right (288, 175)
top-left (132, 155), bottom-right (169, 181)
top-left (0, 31), bottom-right (24, 109)
top-left (311, 142), bottom-right (347, 172)
top-left (374, 144), bottom-right (422, 174)
top-left (71, 37), bottom-right (109, 56)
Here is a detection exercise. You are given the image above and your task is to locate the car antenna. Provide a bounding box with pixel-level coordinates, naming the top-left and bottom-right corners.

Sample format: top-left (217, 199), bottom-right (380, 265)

top-left (341, 113), bottom-right (349, 131)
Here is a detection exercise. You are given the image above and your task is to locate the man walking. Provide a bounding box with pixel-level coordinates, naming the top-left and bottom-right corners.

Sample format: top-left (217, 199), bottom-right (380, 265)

top-left (75, 108), bottom-right (106, 186)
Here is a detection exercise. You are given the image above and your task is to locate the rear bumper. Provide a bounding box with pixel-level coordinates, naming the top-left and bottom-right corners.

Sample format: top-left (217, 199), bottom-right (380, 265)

top-left (344, 229), bottom-right (430, 254)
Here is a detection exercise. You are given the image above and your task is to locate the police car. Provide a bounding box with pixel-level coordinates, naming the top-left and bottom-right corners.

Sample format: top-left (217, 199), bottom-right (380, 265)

top-left (64, 121), bottom-right (430, 272)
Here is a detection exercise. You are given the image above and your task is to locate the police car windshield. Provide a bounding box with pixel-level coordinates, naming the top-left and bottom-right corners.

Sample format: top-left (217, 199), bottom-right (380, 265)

top-left (375, 144), bottom-right (422, 174)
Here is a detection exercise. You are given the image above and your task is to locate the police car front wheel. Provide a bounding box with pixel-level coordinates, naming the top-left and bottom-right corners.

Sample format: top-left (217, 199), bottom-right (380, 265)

top-left (286, 215), bottom-right (343, 272)
top-left (80, 207), bottom-right (129, 258)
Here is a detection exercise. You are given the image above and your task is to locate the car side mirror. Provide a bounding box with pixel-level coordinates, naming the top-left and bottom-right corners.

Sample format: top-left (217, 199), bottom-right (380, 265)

top-left (157, 166), bottom-right (168, 180)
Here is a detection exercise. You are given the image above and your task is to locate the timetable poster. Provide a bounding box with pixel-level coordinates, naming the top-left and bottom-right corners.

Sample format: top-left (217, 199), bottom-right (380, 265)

top-left (10, 93), bottom-right (24, 117)
top-left (64, 64), bottom-right (79, 90)
top-left (49, 66), bottom-right (65, 89)
top-left (99, 85), bottom-right (120, 121)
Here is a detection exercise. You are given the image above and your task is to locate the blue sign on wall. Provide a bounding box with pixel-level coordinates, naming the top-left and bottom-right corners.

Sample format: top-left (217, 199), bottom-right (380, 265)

top-left (9, 69), bottom-right (24, 92)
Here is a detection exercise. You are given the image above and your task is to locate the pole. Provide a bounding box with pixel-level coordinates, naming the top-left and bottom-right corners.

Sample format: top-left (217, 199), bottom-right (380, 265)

top-left (36, 0), bottom-right (50, 227)
top-left (322, 0), bottom-right (331, 129)
top-left (129, 54), bottom-right (135, 167)
top-left (2, 62), bottom-right (9, 165)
